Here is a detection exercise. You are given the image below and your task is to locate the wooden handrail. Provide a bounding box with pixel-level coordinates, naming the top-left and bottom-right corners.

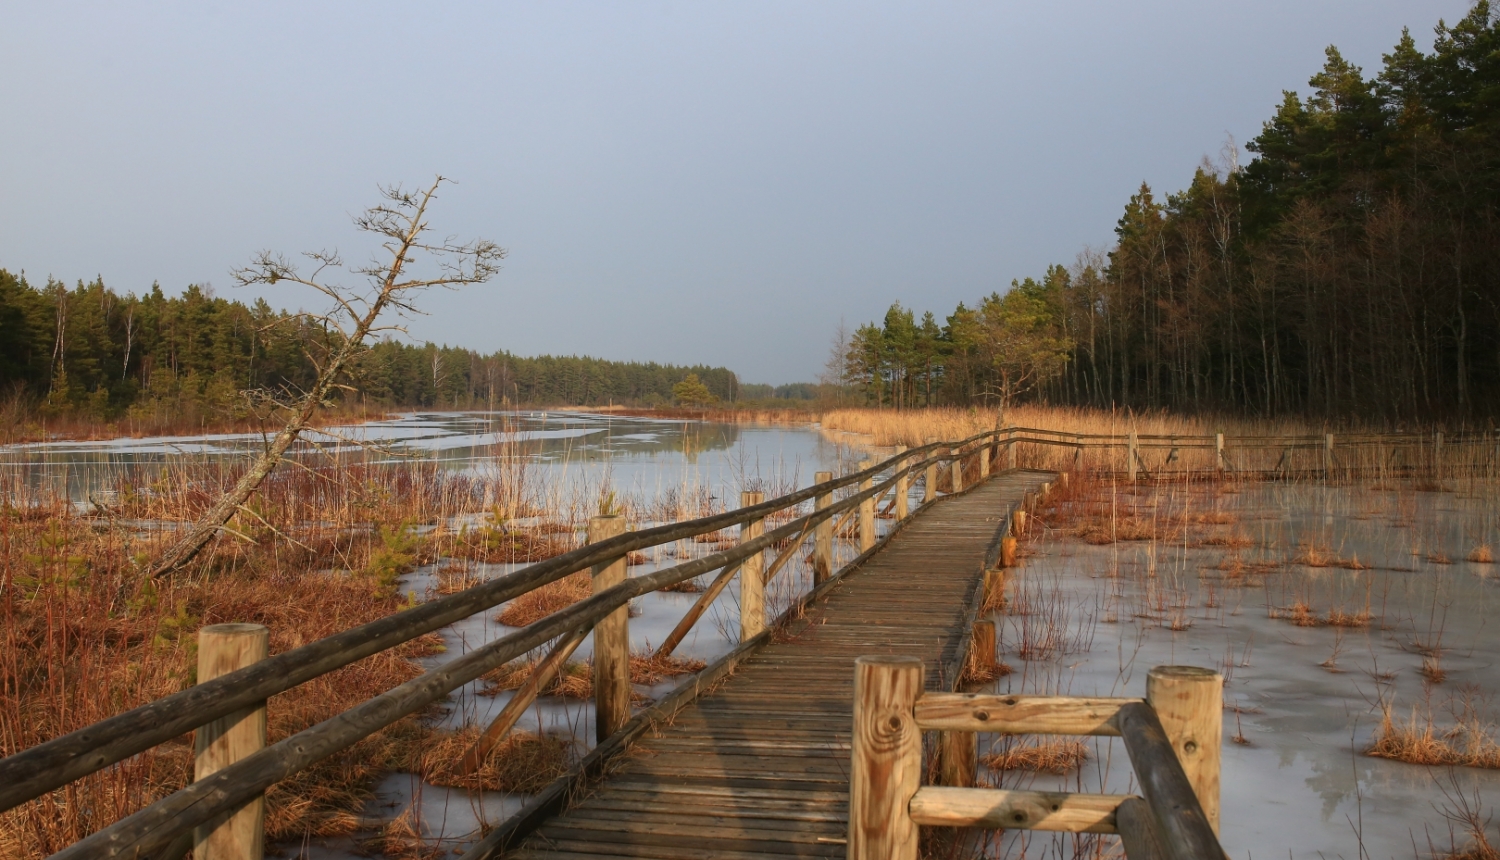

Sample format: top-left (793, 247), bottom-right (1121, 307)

top-left (40, 442), bottom-right (980, 858)
top-left (848, 659), bottom-right (1226, 860)
top-left (0, 436), bottom-right (982, 813)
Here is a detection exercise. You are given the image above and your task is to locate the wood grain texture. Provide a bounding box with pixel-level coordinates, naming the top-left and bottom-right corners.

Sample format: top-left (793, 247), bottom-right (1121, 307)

top-left (1146, 665), bottom-right (1223, 833)
top-left (909, 786), bottom-right (1128, 833)
top-left (589, 516), bottom-right (630, 744)
top-left (849, 657), bottom-right (924, 860)
top-left (193, 624), bottom-right (268, 860)
top-left (913, 693), bottom-right (1141, 734)
top-left (739, 492), bottom-right (766, 640)
top-left (492, 471), bottom-right (1055, 860)
top-left (1116, 701), bottom-right (1226, 860)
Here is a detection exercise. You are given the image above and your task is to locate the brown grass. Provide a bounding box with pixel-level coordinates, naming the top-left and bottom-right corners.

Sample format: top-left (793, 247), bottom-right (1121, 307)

top-left (478, 650), bottom-right (705, 699)
top-left (416, 727), bottom-right (574, 794)
top-left (980, 738), bottom-right (1090, 775)
top-left (1368, 705), bottom-right (1500, 768)
top-left (1293, 544), bottom-right (1370, 570)
top-left (1468, 546), bottom-right (1495, 564)
top-left (494, 572), bottom-right (592, 627)
top-left (1325, 608), bottom-right (1373, 628)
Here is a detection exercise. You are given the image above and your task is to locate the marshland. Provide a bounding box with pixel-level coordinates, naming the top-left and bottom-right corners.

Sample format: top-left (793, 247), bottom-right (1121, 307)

top-left (3, 404), bottom-right (1499, 860)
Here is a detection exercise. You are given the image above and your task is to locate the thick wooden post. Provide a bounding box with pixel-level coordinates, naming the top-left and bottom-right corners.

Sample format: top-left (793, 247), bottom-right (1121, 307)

top-left (978, 441), bottom-right (990, 479)
top-left (1128, 431), bottom-right (1139, 482)
top-left (1012, 508), bottom-right (1027, 537)
top-left (589, 515), bottom-right (630, 743)
top-left (813, 472), bottom-right (833, 584)
top-left (950, 447), bottom-right (964, 494)
top-left (739, 492), bottom-right (766, 640)
top-left (1145, 666), bottom-right (1223, 834)
top-left (857, 462), bottom-right (876, 552)
top-left (1000, 537), bottom-right (1018, 568)
top-left (938, 730), bottom-right (976, 789)
top-left (923, 438), bottom-right (939, 502)
top-left (1435, 431), bottom-right (1444, 481)
top-left (971, 619), bottom-right (996, 674)
top-left (1214, 433), bottom-right (1225, 473)
top-left (1007, 430), bottom-right (1018, 470)
top-left (194, 623), bottom-right (270, 860)
top-left (1324, 433), bottom-right (1334, 479)
top-left (894, 446), bottom-right (910, 520)
top-left (1074, 434), bottom-right (1082, 470)
top-left (848, 656), bottom-right (923, 860)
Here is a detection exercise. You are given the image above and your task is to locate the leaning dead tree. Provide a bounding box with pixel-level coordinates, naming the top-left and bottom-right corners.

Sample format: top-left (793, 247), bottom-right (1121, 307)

top-left (149, 176), bottom-right (505, 578)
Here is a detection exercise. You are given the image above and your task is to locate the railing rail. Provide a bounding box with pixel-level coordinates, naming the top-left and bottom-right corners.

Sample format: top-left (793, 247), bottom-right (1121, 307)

top-left (8, 420), bottom-right (1493, 856)
top-left (849, 659), bottom-right (1225, 860)
top-left (7, 430), bottom-right (1019, 859)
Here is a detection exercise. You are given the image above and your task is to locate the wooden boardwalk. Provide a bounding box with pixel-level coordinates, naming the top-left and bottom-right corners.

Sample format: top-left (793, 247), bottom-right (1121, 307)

top-left (508, 470), bottom-right (1056, 860)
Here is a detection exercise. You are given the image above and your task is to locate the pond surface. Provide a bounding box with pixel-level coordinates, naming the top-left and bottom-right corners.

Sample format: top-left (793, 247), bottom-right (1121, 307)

top-left (12, 418), bottom-right (1492, 859)
top-left (986, 481), bottom-right (1500, 860)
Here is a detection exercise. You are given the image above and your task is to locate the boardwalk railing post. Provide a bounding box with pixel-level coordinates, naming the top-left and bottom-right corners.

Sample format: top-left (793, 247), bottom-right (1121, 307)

top-left (589, 514), bottom-right (630, 742)
top-left (1007, 429), bottom-right (1018, 470)
top-left (923, 438), bottom-right (939, 503)
top-left (950, 447), bottom-right (964, 494)
top-left (1145, 665), bottom-right (1223, 834)
top-left (858, 462), bottom-right (876, 552)
top-left (1128, 431), bottom-right (1139, 482)
top-left (1074, 433), bottom-right (1082, 470)
top-left (978, 438), bottom-right (991, 480)
top-left (813, 471), bottom-right (834, 583)
top-left (894, 446), bottom-right (910, 521)
top-left (1214, 433), bottom-right (1225, 473)
top-left (740, 492), bottom-right (766, 639)
top-left (1324, 433), bottom-right (1334, 480)
top-left (849, 656), bottom-right (923, 860)
top-left (194, 623), bottom-right (269, 860)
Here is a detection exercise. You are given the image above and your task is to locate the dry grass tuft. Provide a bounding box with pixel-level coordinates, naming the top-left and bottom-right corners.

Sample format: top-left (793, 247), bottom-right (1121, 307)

top-left (1074, 518), bottom-right (1155, 545)
top-left (1367, 705), bottom-right (1500, 768)
top-left (981, 738), bottom-right (1090, 775)
top-left (494, 572), bottom-right (592, 627)
top-left (1293, 544), bottom-right (1370, 570)
top-left (1469, 546), bottom-right (1495, 564)
top-left (1430, 552), bottom-right (1456, 565)
top-left (1325, 608), bottom-right (1373, 628)
top-left (417, 727), bottom-right (575, 794)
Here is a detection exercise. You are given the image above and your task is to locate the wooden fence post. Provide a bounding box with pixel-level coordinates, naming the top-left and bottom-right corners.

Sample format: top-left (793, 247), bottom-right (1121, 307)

top-left (194, 623), bottom-right (270, 860)
top-left (1074, 434), bottom-right (1082, 470)
top-left (923, 438), bottom-right (939, 503)
top-left (949, 447), bottom-right (964, 494)
top-left (849, 656), bottom-right (923, 860)
top-left (1128, 431), bottom-right (1139, 482)
top-left (740, 492), bottom-right (766, 640)
top-left (1324, 433), bottom-right (1335, 480)
top-left (1145, 666), bottom-right (1223, 834)
top-left (589, 515), bottom-right (630, 743)
top-left (1007, 430), bottom-right (1018, 470)
top-left (1214, 433), bottom-right (1225, 473)
top-left (1012, 508), bottom-right (1027, 537)
top-left (1000, 537), bottom-right (1017, 568)
top-left (978, 439), bottom-right (990, 480)
top-left (857, 463), bottom-right (876, 552)
top-left (894, 446), bottom-right (910, 521)
top-left (814, 472), bottom-right (833, 584)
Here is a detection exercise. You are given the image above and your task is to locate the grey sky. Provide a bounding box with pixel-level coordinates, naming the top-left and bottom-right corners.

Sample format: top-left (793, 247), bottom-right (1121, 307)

top-left (1, 1), bottom-right (1467, 384)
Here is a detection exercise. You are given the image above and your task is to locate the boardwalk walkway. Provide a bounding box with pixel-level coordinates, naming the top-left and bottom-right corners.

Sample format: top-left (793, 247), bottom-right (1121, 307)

top-left (507, 469), bottom-right (1056, 860)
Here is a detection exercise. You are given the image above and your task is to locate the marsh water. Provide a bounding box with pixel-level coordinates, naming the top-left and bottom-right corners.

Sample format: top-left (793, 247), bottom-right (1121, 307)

top-left (7, 415), bottom-right (1497, 859)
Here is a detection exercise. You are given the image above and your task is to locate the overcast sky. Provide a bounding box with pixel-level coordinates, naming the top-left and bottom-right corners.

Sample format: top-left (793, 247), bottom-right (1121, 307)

top-left (0, 1), bottom-right (1469, 384)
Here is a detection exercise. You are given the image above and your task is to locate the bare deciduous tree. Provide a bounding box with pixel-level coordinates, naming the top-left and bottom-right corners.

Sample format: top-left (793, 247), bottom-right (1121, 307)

top-left (149, 176), bottom-right (505, 578)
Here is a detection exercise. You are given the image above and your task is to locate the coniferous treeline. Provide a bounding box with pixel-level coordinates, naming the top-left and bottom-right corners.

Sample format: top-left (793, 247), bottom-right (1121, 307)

top-left (0, 269), bottom-right (739, 421)
top-left (841, 5), bottom-right (1500, 420)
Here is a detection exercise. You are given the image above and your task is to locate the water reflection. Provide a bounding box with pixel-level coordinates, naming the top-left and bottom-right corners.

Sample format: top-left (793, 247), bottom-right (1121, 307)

top-left (0, 411), bottom-right (859, 504)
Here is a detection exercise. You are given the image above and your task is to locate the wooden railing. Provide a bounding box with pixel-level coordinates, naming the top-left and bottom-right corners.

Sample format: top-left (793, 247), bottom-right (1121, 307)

top-left (6, 422), bottom-right (1489, 857)
top-left (1, 430), bottom-right (1018, 859)
top-left (849, 659), bottom-right (1226, 860)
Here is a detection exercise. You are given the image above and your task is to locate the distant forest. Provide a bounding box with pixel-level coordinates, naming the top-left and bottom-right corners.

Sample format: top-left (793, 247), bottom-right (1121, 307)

top-left (839, 5), bottom-right (1500, 420)
top-left (0, 269), bottom-right (742, 422)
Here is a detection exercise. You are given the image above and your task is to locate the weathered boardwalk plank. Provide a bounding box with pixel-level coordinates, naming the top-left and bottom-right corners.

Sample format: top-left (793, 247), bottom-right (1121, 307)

top-left (508, 470), bottom-right (1055, 860)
